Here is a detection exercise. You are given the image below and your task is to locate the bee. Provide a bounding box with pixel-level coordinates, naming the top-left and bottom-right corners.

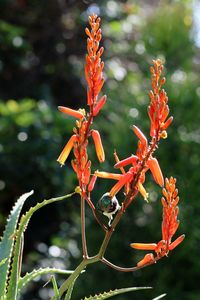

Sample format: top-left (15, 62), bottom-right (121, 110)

top-left (96, 193), bottom-right (121, 226)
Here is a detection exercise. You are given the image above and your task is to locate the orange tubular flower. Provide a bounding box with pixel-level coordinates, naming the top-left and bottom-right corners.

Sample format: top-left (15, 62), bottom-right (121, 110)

top-left (137, 181), bottom-right (149, 202)
top-left (57, 135), bottom-right (78, 166)
top-left (133, 126), bottom-right (148, 150)
top-left (88, 175), bottom-right (97, 192)
top-left (91, 130), bottom-right (105, 163)
top-left (109, 172), bottom-right (133, 198)
top-left (93, 95), bottom-right (107, 116)
top-left (147, 157), bottom-right (164, 187)
top-left (130, 243), bottom-right (157, 251)
top-left (136, 253), bottom-right (155, 268)
top-left (130, 177), bottom-right (185, 267)
top-left (95, 171), bottom-right (122, 181)
top-left (58, 106), bottom-right (85, 119)
top-left (114, 155), bottom-right (138, 169)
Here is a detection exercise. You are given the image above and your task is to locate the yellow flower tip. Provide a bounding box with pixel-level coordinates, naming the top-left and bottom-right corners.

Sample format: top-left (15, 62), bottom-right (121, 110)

top-left (130, 243), bottom-right (157, 250)
top-left (91, 130), bottom-right (105, 163)
top-left (160, 130), bottom-right (168, 139)
top-left (57, 135), bottom-right (77, 166)
top-left (136, 253), bottom-right (155, 268)
top-left (78, 108), bottom-right (86, 117)
top-left (137, 181), bottom-right (149, 202)
top-left (75, 186), bottom-right (82, 195)
top-left (58, 106), bottom-right (84, 119)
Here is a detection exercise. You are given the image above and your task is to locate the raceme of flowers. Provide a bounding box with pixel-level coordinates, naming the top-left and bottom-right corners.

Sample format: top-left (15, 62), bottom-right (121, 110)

top-left (57, 14), bottom-right (184, 269)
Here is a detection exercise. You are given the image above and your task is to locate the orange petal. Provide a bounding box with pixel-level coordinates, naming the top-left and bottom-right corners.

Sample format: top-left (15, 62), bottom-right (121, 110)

top-left (57, 135), bottom-right (78, 166)
top-left (169, 234), bottom-right (185, 251)
top-left (93, 95), bottom-right (107, 116)
top-left (114, 155), bottom-right (138, 169)
top-left (147, 157), bottom-right (164, 187)
top-left (91, 130), bottom-right (105, 162)
top-left (130, 243), bottom-right (157, 250)
top-left (58, 106), bottom-right (84, 119)
top-left (88, 175), bottom-right (97, 192)
top-left (109, 172), bottom-right (133, 197)
top-left (87, 88), bottom-right (93, 106)
top-left (162, 116), bottom-right (173, 130)
top-left (95, 171), bottom-right (122, 180)
top-left (136, 253), bottom-right (155, 268)
top-left (133, 125), bottom-right (148, 149)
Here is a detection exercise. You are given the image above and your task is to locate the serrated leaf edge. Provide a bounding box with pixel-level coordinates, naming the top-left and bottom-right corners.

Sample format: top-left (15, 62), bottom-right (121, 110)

top-left (0, 190), bottom-right (34, 297)
top-left (83, 286), bottom-right (152, 300)
top-left (18, 267), bottom-right (74, 293)
top-left (6, 192), bottom-right (74, 299)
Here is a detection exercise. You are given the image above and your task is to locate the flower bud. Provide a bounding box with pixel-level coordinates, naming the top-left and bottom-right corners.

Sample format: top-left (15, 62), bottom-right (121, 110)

top-left (114, 155), bottom-right (138, 169)
top-left (130, 243), bottom-right (157, 251)
top-left (133, 126), bottom-right (148, 149)
top-left (169, 234), bottom-right (185, 251)
top-left (91, 130), bottom-right (105, 162)
top-left (88, 175), bottom-right (97, 192)
top-left (148, 157), bottom-right (164, 187)
top-left (136, 253), bottom-right (155, 268)
top-left (58, 106), bottom-right (84, 119)
top-left (93, 95), bottom-right (107, 116)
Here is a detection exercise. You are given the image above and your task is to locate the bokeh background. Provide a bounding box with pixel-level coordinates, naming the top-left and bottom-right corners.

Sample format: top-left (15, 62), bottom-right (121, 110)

top-left (0, 0), bottom-right (200, 299)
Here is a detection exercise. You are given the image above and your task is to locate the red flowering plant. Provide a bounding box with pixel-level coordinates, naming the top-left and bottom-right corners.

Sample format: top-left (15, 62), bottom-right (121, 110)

top-left (54, 14), bottom-right (185, 299)
top-left (0, 14), bottom-right (184, 300)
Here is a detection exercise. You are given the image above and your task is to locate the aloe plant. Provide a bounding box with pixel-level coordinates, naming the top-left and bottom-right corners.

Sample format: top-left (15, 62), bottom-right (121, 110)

top-left (0, 191), bottom-right (75, 300)
top-left (0, 13), bottom-right (185, 300)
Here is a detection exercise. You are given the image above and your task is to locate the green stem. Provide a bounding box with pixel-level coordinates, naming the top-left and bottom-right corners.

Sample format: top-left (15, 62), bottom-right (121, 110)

top-left (53, 256), bottom-right (99, 299)
top-left (81, 195), bottom-right (88, 258)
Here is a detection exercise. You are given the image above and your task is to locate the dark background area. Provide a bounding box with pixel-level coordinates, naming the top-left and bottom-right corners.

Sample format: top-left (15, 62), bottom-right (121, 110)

top-left (0, 0), bottom-right (200, 299)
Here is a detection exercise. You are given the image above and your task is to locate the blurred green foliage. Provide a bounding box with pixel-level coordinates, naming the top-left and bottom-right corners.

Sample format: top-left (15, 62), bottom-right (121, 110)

top-left (0, 0), bottom-right (200, 299)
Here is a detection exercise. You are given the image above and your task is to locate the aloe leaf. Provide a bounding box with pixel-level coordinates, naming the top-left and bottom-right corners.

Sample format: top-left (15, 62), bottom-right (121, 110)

top-left (18, 268), bottom-right (73, 294)
top-left (0, 190), bottom-right (34, 298)
top-left (83, 286), bottom-right (152, 300)
top-left (6, 192), bottom-right (74, 300)
top-left (152, 293), bottom-right (167, 300)
top-left (64, 277), bottom-right (77, 300)
top-left (51, 275), bottom-right (60, 300)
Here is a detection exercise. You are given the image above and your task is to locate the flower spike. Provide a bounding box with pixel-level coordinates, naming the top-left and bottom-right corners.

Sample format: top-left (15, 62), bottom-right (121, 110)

top-left (130, 177), bottom-right (184, 262)
top-left (148, 59), bottom-right (173, 140)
